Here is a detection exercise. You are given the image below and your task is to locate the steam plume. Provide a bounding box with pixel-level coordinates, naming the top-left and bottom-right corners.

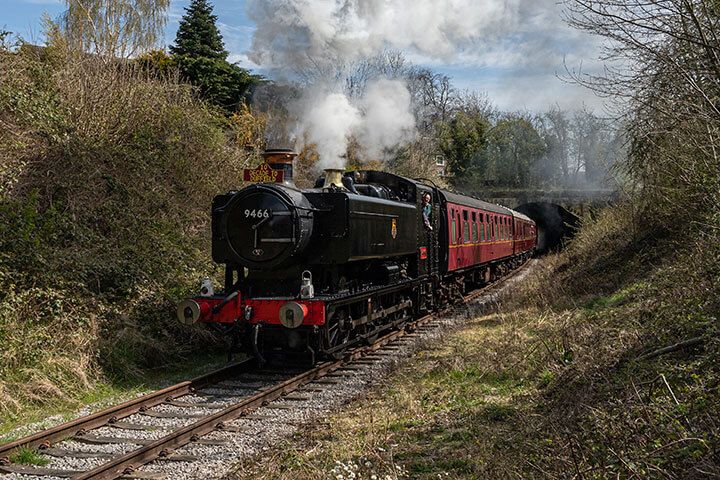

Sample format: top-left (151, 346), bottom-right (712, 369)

top-left (246, 0), bottom-right (524, 168)
top-left (356, 78), bottom-right (415, 159)
top-left (295, 79), bottom-right (415, 170)
top-left (246, 0), bottom-right (519, 71)
top-left (297, 89), bottom-right (361, 170)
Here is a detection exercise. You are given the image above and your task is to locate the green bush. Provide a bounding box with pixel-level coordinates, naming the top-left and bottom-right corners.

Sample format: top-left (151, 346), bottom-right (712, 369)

top-left (0, 45), bottom-right (253, 416)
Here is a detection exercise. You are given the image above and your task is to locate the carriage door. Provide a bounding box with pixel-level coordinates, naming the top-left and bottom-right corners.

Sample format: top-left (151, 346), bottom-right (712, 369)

top-left (419, 187), bottom-right (438, 276)
top-left (430, 189), bottom-right (440, 274)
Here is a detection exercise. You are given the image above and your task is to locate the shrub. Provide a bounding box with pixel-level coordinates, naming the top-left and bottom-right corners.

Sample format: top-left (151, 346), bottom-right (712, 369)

top-left (0, 44), bottom-right (256, 416)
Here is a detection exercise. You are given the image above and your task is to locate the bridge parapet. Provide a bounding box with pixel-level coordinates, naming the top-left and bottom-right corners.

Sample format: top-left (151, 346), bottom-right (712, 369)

top-left (467, 188), bottom-right (618, 213)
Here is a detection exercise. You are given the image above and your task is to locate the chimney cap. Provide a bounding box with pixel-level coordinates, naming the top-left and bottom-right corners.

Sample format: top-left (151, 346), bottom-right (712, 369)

top-left (262, 148), bottom-right (297, 165)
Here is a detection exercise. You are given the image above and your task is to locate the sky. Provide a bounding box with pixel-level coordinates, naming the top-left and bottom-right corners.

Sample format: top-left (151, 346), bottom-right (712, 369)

top-left (1, 0), bottom-right (609, 112)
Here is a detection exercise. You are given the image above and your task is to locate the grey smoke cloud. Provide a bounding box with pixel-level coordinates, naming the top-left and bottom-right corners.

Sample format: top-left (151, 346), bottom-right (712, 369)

top-left (245, 0), bottom-right (605, 165)
top-left (246, 0), bottom-right (524, 71)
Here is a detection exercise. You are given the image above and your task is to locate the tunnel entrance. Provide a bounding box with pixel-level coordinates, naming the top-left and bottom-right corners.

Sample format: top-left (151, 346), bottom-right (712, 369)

top-left (516, 202), bottom-right (580, 254)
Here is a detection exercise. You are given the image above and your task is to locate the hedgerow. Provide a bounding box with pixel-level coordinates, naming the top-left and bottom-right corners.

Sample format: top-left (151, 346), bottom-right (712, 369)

top-left (0, 44), bottom-right (256, 420)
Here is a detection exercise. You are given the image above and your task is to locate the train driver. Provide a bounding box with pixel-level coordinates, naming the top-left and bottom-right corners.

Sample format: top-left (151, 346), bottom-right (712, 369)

top-left (422, 192), bottom-right (433, 231)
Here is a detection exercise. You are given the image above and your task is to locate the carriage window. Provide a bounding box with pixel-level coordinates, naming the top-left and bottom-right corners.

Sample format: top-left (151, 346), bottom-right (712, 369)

top-left (471, 212), bottom-right (477, 243)
top-left (451, 217), bottom-right (456, 244)
top-left (464, 220), bottom-right (470, 243)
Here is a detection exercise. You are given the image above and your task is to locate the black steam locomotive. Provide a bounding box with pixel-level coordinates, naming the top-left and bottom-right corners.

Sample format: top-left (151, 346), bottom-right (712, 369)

top-left (178, 149), bottom-right (536, 363)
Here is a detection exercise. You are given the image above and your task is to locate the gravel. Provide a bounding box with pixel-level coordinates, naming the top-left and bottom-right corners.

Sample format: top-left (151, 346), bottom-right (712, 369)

top-left (0, 262), bottom-right (535, 480)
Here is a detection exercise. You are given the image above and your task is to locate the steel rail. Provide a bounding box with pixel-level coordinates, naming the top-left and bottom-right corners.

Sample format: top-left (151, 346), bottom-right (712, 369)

top-left (72, 332), bottom-right (405, 480)
top-left (0, 260), bottom-right (532, 479)
top-left (73, 261), bottom-right (532, 480)
top-left (0, 359), bottom-right (257, 460)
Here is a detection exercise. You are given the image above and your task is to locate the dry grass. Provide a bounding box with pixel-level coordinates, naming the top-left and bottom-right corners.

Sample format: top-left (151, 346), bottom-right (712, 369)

top-left (229, 205), bottom-right (720, 480)
top-left (0, 43), bottom-right (263, 424)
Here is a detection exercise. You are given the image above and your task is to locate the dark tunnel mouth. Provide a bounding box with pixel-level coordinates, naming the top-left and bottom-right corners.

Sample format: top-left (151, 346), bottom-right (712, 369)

top-left (516, 202), bottom-right (580, 254)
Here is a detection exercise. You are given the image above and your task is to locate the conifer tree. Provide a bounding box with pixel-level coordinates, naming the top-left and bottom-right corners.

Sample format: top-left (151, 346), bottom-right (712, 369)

top-left (170, 0), bottom-right (258, 112)
top-left (170, 0), bottom-right (227, 60)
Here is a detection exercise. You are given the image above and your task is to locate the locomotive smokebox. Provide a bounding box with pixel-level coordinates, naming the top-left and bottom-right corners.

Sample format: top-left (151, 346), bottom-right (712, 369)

top-left (262, 148), bottom-right (297, 186)
top-left (322, 169), bottom-right (346, 190)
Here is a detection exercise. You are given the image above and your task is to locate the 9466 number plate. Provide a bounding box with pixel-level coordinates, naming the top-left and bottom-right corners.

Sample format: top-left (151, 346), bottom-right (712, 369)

top-left (244, 209), bottom-right (271, 218)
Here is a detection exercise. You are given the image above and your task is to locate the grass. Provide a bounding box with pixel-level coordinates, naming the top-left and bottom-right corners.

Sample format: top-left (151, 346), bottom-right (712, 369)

top-left (8, 447), bottom-right (50, 466)
top-left (0, 350), bottom-right (232, 442)
top-left (228, 205), bottom-right (720, 480)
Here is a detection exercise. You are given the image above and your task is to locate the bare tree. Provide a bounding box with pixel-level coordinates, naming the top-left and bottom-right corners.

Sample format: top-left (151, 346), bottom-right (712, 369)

top-left (413, 69), bottom-right (455, 127)
top-left (63, 0), bottom-right (170, 58)
top-left (564, 0), bottom-right (720, 224)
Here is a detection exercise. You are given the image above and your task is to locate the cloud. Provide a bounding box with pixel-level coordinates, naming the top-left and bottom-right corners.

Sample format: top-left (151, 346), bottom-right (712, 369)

top-left (242, 0), bottom-right (608, 111)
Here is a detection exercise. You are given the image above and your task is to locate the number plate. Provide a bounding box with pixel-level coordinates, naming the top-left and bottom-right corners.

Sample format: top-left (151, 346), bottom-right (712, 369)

top-left (244, 209), bottom-right (271, 218)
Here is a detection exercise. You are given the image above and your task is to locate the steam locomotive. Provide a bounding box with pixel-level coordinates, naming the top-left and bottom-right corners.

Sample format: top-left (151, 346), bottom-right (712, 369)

top-left (177, 149), bottom-right (536, 363)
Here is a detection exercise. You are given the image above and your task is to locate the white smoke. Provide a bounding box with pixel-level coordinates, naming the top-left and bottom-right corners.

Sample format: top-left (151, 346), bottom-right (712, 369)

top-left (245, 0), bottom-right (525, 168)
top-left (295, 78), bottom-right (416, 170)
top-left (246, 0), bottom-right (520, 71)
top-left (356, 78), bottom-right (415, 159)
top-left (297, 89), bottom-right (361, 170)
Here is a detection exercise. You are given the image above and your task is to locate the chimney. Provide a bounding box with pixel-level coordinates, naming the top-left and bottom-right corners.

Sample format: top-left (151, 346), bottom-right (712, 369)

top-left (322, 169), bottom-right (346, 190)
top-left (262, 148), bottom-right (297, 186)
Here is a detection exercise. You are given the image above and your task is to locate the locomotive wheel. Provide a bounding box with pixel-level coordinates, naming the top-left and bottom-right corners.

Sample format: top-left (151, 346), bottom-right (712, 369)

top-left (323, 311), bottom-right (351, 358)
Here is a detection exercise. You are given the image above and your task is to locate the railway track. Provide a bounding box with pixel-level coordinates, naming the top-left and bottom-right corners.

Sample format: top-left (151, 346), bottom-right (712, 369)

top-left (0, 262), bottom-right (532, 480)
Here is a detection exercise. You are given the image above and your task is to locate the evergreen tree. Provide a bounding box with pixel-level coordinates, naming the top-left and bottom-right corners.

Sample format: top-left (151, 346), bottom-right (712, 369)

top-left (170, 0), bottom-right (259, 112)
top-left (171, 0), bottom-right (227, 59)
